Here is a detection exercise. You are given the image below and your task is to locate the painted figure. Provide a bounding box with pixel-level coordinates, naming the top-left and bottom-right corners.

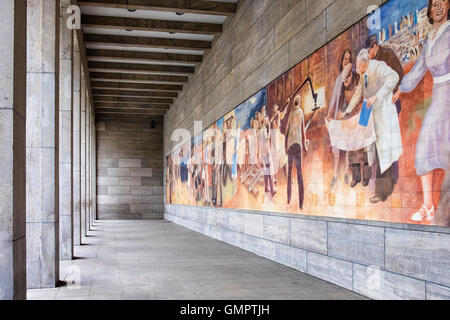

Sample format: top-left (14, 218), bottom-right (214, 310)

top-left (270, 104), bottom-right (288, 178)
top-left (367, 34), bottom-right (405, 186)
top-left (214, 128), bottom-right (224, 207)
top-left (328, 49), bottom-right (372, 189)
top-left (345, 49), bottom-right (402, 204)
top-left (286, 95), bottom-right (308, 209)
top-left (393, 0), bottom-right (450, 222)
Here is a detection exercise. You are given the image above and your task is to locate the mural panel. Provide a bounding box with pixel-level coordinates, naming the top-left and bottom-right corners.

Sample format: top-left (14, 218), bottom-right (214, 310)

top-left (166, 0), bottom-right (450, 227)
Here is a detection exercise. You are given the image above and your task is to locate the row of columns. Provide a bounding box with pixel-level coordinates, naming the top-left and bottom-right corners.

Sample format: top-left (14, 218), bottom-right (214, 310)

top-left (0, 0), bottom-right (97, 299)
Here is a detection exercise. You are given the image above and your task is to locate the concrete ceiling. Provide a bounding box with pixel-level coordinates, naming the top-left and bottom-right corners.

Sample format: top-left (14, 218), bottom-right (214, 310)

top-left (78, 0), bottom-right (238, 117)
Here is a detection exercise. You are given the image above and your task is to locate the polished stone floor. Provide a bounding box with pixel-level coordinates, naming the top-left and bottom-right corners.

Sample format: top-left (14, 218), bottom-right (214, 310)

top-left (27, 220), bottom-right (367, 300)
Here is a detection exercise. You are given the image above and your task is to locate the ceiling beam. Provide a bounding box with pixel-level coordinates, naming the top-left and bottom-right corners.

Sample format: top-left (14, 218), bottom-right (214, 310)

top-left (95, 102), bottom-right (170, 110)
top-left (90, 81), bottom-right (182, 91)
top-left (90, 72), bottom-right (188, 83)
top-left (96, 110), bottom-right (167, 116)
top-left (78, 0), bottom-right (236, 16)
top-left (88, 61), bottom-right (195, 74)
top-left (84, 33), bottom-right (211, 51)
top-left (92, 88), bottom-right (178, 98)
top-left (93, 96), bottom-right (173, 105)
top-left (82, 15), bottom-right (222, 35)
top-left (86, 49), bottom-right (202, 64)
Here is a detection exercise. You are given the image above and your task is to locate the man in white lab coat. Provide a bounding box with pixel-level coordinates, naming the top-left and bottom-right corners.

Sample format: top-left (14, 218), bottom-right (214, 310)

top-left (345, 49), bottom-right (402, 204)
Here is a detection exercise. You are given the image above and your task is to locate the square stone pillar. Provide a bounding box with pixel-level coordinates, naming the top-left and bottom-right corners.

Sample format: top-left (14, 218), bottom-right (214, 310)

top-left (85, 99), bottom-right (90, 231)
top-left (0, 0), bottom-right (27, 300)
top-left (26, 0), bottom-right (60, 289)
top-left (87, 106), bottom-right (92, 230)
top-left (72, 34), bottom-right (81, 246)
top-left (59, 0), bottom-right (73, 260)
top-left (91, 117), bottom-right (97, 225)
top-left (80, 72), bottom-right (86, 239)
top-left (92, 123), bottom-right (97, 224)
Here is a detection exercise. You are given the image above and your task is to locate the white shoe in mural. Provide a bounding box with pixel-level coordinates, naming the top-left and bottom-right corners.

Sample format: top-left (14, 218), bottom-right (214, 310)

top-left (411, 204), bottom-right (435, 222)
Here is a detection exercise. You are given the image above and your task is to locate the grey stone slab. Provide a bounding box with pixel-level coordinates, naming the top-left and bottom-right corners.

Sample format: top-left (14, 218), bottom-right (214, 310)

top-left (97, 177), bottom-right (118, 186)
top-left (97, 158), bottom-right (118, 168)
top-left (235, 233), bottom-right (254, 253)
top-left (216, 211), bottom-right (229, 229)
top-left (274, 243), bottom-right (291, 267)
top-left (228, 211), bottom-right (244, 233)
top-left (253, 238), bottom-right (276, 261)
top-left (107, 168), bottom-right (130, 177)
top-left (130, 168), bottom-right (153, 177)
top-left (263, 215), bottom-right (289, 245)
top-left (353, 264), bottom-right (426, 300)
top-left (328, 222), bottom-right (385, 267)
top-left (59, 214), bottom-right (73, 261)
top-left (289, 246), bottom-right (307, 273)
top-left (326, 0), bottom-right (383, 41)
top-left (119, 159), bottom-right (141, 168)
top-left (289, 10), bottom-right (326, 68)
top-left (142, 177), bottom-right (162, 186)
top-left (130, 186), bottom-right (154, 196)
top-left (27, 222), bottom-right (59, 289)
top-left (306, 252), bottom-right (353, 291)
top-left (426, 282), bottom-right (450, 300)
top-left (243, 213), bottom-right (264, 238)
top-left (385, 229), bottom-right (450, 287)
top-left (290, 218), bottom-right (327, 254)
top-left (107, 186), bottom-right (130, 195)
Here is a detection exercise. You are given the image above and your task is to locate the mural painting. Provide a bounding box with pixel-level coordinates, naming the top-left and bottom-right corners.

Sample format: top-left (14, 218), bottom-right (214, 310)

top-left (166, 0), bottom-right (450, 227)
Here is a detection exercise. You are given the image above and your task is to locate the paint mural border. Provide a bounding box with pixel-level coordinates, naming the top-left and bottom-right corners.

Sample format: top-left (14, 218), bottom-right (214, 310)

top-left (165, 0), bottom-right (450, 230)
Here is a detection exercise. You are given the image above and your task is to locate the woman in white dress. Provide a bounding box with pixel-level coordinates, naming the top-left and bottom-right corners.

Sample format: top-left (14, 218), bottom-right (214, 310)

top-left (393, 0), bottom-right (450, 222)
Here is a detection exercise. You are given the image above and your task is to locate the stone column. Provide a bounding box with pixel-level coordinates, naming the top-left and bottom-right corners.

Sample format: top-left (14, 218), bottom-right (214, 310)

top-left (59, 0), bottom-right (73, 260)
top-left (72, 34), bottom-right (81, 246)
top-left (0, 0), bottom-right (27, 300)
top-left (26, 0), bottom-right (60, 288)
top-left (86, 99), bottom-right (91, 231)
top-left (80, 72), bottom-right (86, 239)
top-left (92, 118), bottom-right (96, 225)
top-left (92, 123), bottom-right (97, 224)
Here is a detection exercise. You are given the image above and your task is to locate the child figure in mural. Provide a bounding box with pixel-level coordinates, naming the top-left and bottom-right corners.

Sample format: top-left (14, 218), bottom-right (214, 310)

top-left (344, 49), bottom-right (402, 204)
top-left (285, 95), bottom-right (309, 209)
top-left (393, 0), bottom-right (450, 223)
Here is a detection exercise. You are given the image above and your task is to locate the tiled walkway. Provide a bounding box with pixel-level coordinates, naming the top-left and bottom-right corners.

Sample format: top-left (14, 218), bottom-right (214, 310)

top-left (27, 220), bottom-right (367, 300)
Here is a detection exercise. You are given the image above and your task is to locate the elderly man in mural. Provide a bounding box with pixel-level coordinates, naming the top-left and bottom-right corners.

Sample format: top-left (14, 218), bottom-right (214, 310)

top-left (366, 34), bottom-right (405, 186)
top-left (285, 95), bottom-right (309, 209)
top-left (345, 48), bottom-right (401, 204)
top-left (393, 0), bottom-right (450, 223)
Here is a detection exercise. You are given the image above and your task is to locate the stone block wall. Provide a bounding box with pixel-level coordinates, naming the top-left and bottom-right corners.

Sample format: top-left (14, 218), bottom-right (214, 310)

top-left (163, 0), bottom-right (450, 299)
top-left (165, 206), bottom-right (450, 300)
top-left (96, 115), bottom-right (164, 219)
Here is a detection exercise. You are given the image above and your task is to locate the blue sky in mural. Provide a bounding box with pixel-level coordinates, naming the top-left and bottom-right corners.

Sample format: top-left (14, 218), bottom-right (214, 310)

top-left (216, 117), bottom-right (224, 132)
top-left (234, 89), bottom-right (266, 130)
top-left (368, 0), bottom-right (428, 38)
top-left (193, 133), bottom-right (202, 147)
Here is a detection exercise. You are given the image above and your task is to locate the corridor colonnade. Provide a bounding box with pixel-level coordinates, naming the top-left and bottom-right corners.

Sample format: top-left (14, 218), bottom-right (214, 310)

top-left (0, 0), bottom-right (97, 299)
